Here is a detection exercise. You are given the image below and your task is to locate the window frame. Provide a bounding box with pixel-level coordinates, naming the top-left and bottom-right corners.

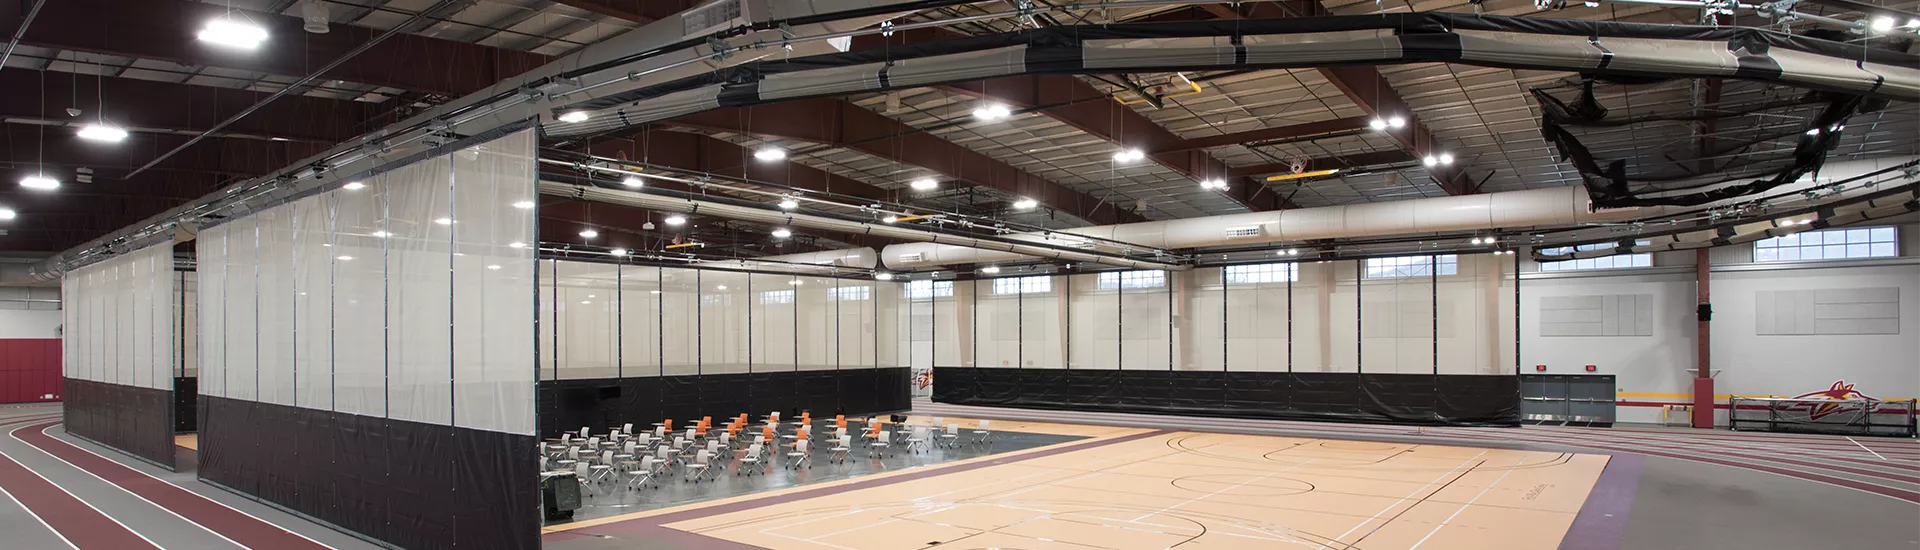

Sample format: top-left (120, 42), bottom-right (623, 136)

top-left (1363, 254), bottom-right (1458, 279)
top-left (1754, 226), bottom-right (1898, 263)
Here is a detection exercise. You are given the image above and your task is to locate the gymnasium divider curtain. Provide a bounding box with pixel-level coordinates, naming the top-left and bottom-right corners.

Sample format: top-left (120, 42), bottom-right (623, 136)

top-left (195, 128), bottom-right (539, 550)
top-left (60, 243), bottom-right (177, 468)
top-left (922, 258), bottom-right (1522, 426)
top-left (536, 261), bottom-right (909, 436)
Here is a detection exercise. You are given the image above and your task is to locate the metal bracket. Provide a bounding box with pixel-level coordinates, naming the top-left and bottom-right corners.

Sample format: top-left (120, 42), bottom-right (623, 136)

top-left (879, 20), bottom-right (895, 37)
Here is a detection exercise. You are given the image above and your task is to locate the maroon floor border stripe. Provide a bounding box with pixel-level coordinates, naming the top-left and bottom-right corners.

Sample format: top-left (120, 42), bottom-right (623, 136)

top-left (0, 423), bottom-right (159, 549)
top-left (18, 421), bottom-right (332, 550)
top-left (552, 428), bottom-right (1174, 543)
top-left (1557, 454), bottom-right (1644, 550)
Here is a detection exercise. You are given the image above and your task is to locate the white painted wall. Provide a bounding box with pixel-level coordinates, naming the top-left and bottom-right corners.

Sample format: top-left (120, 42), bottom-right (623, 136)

top-left (0, 287), bottom-right (61, 338)
top-left (1519, 219), bottom-right (1920, 424)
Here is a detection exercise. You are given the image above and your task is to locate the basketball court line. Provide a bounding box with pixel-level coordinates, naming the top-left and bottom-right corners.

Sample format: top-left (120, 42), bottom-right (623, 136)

top-left (647, 431), bottom-right (1605, 550)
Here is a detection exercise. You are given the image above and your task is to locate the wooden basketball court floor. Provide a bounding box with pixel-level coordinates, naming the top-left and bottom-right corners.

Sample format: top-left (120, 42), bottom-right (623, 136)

top-left (546, 417), bottom-right (1611, 550)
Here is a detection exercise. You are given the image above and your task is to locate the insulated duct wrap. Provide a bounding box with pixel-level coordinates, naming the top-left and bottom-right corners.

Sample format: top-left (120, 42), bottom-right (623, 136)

top-left (880, 156), bottom-right (1916, 269)
top-left (881, 186), bottom-right (1641, 269)
top-left (578, 13), bottom-right (1920, 134)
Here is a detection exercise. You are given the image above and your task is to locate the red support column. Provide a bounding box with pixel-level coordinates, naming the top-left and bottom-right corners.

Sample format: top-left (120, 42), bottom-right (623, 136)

top-left (1693, 249), bottom-right (1715, 428)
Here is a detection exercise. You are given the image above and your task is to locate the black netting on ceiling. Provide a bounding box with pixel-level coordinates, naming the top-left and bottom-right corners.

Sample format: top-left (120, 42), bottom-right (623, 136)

top-left (1535, 76), bottom-right (1887, 209)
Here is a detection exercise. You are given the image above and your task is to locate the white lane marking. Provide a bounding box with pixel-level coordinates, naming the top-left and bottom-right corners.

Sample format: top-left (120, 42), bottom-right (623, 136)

top-left (0, 424), bottom-right (163, 550)
top-left (1408, 455), bottom-right (1522, 549)
top-left (0, 482), bottom-right (81, 549)
top-left (39, 426), bottom-right (338, 550)
top-left (1328, 451), bottom-right (1486, 547)
top-left (1847, 437), bottom-right (1888, 461)
top-left (19, 426), bottom-right (248, 549)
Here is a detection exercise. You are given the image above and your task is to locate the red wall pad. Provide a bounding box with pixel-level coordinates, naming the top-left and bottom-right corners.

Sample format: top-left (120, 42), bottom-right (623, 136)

top-left (0, 339), bottom-right (62, 404)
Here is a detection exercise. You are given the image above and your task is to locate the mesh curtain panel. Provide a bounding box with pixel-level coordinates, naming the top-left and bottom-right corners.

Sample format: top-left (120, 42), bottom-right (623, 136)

top-left (61, 243), bottom-right (175, 391)
top-left (60, 242), bottom-right (177, 466)
top-left (195, 129), bottom-right (537, 434)
top-left (911, 257), bottom-right (1518, 375)
top-left (538, 261), bottom-right (907, 380)
top-left (192, 129), bottom-right (539, 550)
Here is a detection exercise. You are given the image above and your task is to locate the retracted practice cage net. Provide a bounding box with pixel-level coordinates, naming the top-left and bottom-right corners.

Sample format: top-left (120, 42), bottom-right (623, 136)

top-left (1535, 37), bottom-right (1900, 210)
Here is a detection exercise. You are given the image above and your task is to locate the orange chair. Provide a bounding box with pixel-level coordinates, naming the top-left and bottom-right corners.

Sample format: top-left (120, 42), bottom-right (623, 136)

top-left (663, 419), bottom-right (673, 432)
top-left (834, 415), bottom-right (848, 431)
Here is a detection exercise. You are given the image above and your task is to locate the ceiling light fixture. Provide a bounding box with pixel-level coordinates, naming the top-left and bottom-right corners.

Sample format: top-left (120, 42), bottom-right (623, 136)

top-left (910, 178), bottom-right (938, 191)
top-left (579, 229), bottom-right (599, 238)
top-left (1199, 179), bottom-right (1227, 190)
top-left (882, 215), bottom-right (899, 224)
top-left (980, 266), bottom-right (1002, 274)
top-left (1112, 148), bottom-right (1146, 162)
top-left (610, 249), bottom-right (628, 256)
top-left (1869, 15), bottom-right (1896, 33)
top-left (716, 285), bottom-right (728, 290)
top-left (557, 111), bottom-right (590, 123)
top-left (771, 228), bottom-right (792, 238)
top-left (336, 255), bottom-right (354, 261)
top-left (788, 279), bottom-right (803, 285)
top-left (1805, 128), bottom-right (1821, 136)
top-left (971, 103), bottom-right (1011, 121)
top-left (1280, 248), bottom-right (1299, 256)
top-left (0, 208), bottom-right (15, 220)
top-left (198, 16), bottom-right (269, 49)
top-left (512, 200), bottom-right (536, 209)
top-left (778, 198), bottom-right (799, 210)
top-left (753, 148), bottom-right (786, 161)
top-left (342, 181), bottom-right (365, 190)
top-left (1368, 118), bottom-right (1388, 131)
top-left (1388, 116), bottom-right (1407, 129)
top-left (664, 215), bottom-right (687, 226)
top-left (19, 175), bottom-right (59, 191)
top-left (621, 176), bottom-right (643, 188)
top-left (508, 241), bottom-right (526, 249)
top-left (1012, 198), bottom-right (1038, 210)
top-left (875, 272), bottom-right (894, 281)
top-left (77, 124), bottom-right (129, 143)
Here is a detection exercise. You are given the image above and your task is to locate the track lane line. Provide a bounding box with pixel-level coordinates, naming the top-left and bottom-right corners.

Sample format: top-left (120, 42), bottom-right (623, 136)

top-left (0, 423), bottom-right (161, 549)
top-left (20, 421), bottom-right (336, 550)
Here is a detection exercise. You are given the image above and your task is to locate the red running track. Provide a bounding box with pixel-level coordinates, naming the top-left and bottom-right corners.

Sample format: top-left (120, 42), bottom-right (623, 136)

top-left (11, 420), bottom-right (333, 550)
top-left (0, 414), bottom-right (157, 549)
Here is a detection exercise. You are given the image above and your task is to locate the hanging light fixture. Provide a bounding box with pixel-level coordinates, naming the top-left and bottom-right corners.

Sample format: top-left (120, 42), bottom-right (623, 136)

top-left (0, 207), bottom-right (15, 220)
top-left (579, 229), bottom-right (599, 238)
top-left (778, 198), bottom-right (799, 210)
top-left (621, 176), bottom-right (643, 188)
top-left (557, 111), bottom-right (590, 123)
top-left (198, 11), bottom-right (270, 50)
top-left (971, 103), bottom-right (1011, 121)
top-left (771, 228), bottom-right (792, 238)
top-left (753, 147), bottom-right (786, 161)
top-left (664, 215), bottom-right (687, 226)
top-left (1012, 198), bottom-right (1038, 209)
top-left (77, 123), bottom-right (128, 143)
top-left (19, 175), bottom-right (59, 191)
top-left (910, 178), bottom-right (938, 191)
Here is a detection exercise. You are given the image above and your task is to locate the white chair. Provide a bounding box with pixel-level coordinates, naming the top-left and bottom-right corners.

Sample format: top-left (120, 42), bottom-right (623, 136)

top-left (653, 426), bottom-right (667, 439)
top-left (828, 435), bottom-right (852, 464)
top-left (589, 451), bottom-right (617, 484)
top-left (718, 431), bottom-right (733, 452)
top-left (938, 424), bottom-right (960, 448)
top-left (684, 450), bottom-right (714, 482)
top-left (969, 420), bottom-right (993, 446)
top-left (573, 462), bottom-right (595, 496)
top-left (621, 422), bottom-right (635, 435)
top-left (653, 446), bottom-right (676, 474)
top-left (624, 456), bottom-right (659, 490)
top-left (906, 427), bottom-right (931, 453)
top-left (786, 439), bottom-right (811, 469)
top-left (867, 431), bottom-right (891, 458)
top-left (556, 447), bottom-right (582, 468)
top-left (737, 444), bottom-right (765, 476)
top-left (614, 441), bottom-right (638, 465)
top-left (578, 426), bottom-right (591, 439)
top-left (633, 433), bottom-right (654, 452)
